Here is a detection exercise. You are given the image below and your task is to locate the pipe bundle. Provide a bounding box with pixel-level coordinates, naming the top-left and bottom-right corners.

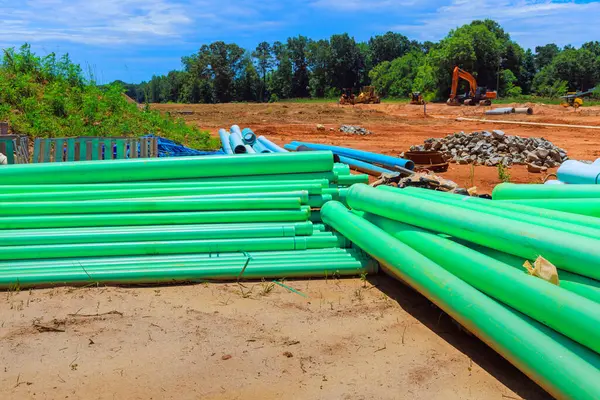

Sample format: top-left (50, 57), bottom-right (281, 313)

top-left (320, 184), bottom-right (600, 399)
top-left (284, 141), bottom-right (414, 177)
top-left (0, 152), bottom-right (375, 288)
top-left (218, 126), bottom-right (286, 155)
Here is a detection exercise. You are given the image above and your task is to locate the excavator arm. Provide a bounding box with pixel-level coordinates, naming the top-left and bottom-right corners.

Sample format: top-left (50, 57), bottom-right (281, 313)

top-left (449, 66), bottom-right (477, 100)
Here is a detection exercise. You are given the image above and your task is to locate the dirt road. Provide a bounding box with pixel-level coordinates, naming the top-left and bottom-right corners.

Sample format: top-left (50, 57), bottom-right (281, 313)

top-left (156, 101), bottom-right (600, 193)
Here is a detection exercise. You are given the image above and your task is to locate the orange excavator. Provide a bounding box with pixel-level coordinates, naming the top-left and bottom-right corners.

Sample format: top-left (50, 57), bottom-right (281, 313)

top-left (447, 66), bottom-right (496, 106)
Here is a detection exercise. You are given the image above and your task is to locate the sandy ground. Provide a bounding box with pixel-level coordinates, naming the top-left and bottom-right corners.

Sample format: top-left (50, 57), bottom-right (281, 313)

top-left (156, 101), bottom-right (600, 193)
top-left (4, 101), bottom-right (597, 399)
top-left (1, 276), bottom-right (550, 400)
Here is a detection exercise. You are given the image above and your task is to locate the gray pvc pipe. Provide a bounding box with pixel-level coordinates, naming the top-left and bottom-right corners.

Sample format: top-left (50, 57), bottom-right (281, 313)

top-left (485, 108), bottom-right (514, 115)
top-left (514, 107), bottom-right (534, 115)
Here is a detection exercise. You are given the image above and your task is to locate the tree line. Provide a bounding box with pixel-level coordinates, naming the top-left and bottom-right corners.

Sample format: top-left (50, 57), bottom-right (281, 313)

top-left (120, 20), bottom-right (600, 103)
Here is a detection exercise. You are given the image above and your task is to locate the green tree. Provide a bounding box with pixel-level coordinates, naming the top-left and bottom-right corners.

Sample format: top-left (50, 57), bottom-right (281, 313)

top-left (328, 33), bottom-right (364, 90)
top-left (369, 32), bottom-right (412, 66)
top-left (535, 44), bottom-right (560, 70)
top-left (236, 54), bottom-right (259, 101)
top-left (269, 41), bottom-right (293, 99)
top-left (307, 39), bottom-right (332, 97)
top-left (369, 50), bottom-right (424, 97)
top-left (252, 41), bottom-right (273, 102)
top-left (287, 36), bottom-right (311, 98)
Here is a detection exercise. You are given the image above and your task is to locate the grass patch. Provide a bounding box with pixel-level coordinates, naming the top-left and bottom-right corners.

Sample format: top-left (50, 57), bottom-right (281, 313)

top-left (0, 44), bottom-right (218, 150)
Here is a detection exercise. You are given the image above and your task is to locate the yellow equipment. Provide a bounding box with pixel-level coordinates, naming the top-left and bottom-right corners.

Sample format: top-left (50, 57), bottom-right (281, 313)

top-left (561, 87), bottom-right (596, 108)
top-left (447, 66), bottom-right (497, 106)
top-left (410, 92), bottom-right (424, 105)
top-left (354, 86), bottom-right (381, 104)
top-left (339, 88), bottom-right (355, 105)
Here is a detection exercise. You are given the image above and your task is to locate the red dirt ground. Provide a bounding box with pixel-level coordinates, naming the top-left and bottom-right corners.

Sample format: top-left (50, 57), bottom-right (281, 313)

top-left (156, 101), bottom-right (600, 193)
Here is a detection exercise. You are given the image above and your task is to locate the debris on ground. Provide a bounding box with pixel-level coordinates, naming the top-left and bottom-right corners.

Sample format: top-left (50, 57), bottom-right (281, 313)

top-left (339, 125), bottom-right (373, 135)
top-left (410, 130), bottom-right (568, 167)
top-left (396, 171), bottom-right (460, 192)
top-left (316, 124), bottom-right (326, 131)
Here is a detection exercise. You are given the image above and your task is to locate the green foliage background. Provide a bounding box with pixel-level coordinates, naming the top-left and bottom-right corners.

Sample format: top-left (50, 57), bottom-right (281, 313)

top-left (121, 20), bottom-right (600, 104)
top-left (0, 45), bottom-right (217, 149)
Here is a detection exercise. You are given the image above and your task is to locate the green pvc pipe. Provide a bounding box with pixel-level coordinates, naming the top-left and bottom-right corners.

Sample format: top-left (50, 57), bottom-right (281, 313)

top-left (320, 201), bottom-right (600, 400)
top-left (502, 198), bottom-right (600, 217)
top-left (0, 260), bottom-right (376, 289)
top-left (391, 187), bottom-right (600, 240)
top-left (493, 183), bottom-right (600, 200)
top-left (0, 197), bottom-right (302, 216)
top-left (111, 191), bottom-right (310, 205)
top-left (0, 221), bottom-right (315, 238)
top-left (333, 163), bottom-right (351, 175)
top-left (0, 152), bottom-right (335, 184)
top-left (403, 187), bottom-right (600, 231)
top-left (0, 225), bottom-right (306, 246)
top-left (347, 184), bottom-right (600, 281)
top-left (0, 248), bottom-right (364, 269)
top-left (308, 194), bottom-right (333, 208)
top-left (336, 174), bottom-right (369, 185)
top-left (0, 234), bottom-right (348, 261)
top-left (147, 172), bottom-right (338, 184)
top-left (363, 212), bottom-right (600, 354)
top-left (0, 207), bottom-right (311, 229)
top-left (0, 254), bottom-right (363, 273)
top-left (0, 179), bottom-right (330, 194)
top-left (0, 185), bottom-right (322, 202)
top-left (452, 240), bottom-right (600, 304)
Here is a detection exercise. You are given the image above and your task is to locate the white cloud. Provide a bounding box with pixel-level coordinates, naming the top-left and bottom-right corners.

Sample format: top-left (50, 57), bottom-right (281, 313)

top-left (0, 0), bottom-right (284, 46)
top-left (310, 0), bottom-right (417, 11)
top-left (392, 0), bottom-right (600, 48)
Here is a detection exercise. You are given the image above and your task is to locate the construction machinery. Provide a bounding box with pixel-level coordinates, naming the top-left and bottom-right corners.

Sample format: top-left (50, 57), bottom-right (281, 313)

top-left (355, 86), bottom-right (381, 104)
top-left (561, 87), bottom-right (597, 108)
top-left (447, 67), bottom-right (497, 106)
top-left (339, 88), bottom-right (355, 105)
top-left (410, 92), bottom-right (424, 105)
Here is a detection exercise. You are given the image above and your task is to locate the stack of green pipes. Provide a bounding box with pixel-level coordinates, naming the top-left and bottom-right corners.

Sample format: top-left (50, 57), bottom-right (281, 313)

top-left (320, 184), bottom-right (600, 399)
top-left (492, 182), bottom-right (600, 217)
top-left (0, 151), bottom-right (374, 289)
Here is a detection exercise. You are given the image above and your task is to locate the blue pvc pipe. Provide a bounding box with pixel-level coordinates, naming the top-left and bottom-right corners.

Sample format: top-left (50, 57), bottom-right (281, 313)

top-left (244, 144), bottom-right (256, 154)
top-left (290, 141), bottom-right (415, 170)
top-left (557, 160), bottom-right (600, 184)
top-left (257, 136), bottom-right (288, 153)
top-left (229, 131), bottom-right (246, 154)
top-left (544, 180), bottom-right (565, 185)
top-left (285, 144), bottom-right (395, 176)
top-left (338, 155), bottom-right (398, 176)
top-left (242, 128), bottom-right (257, 145)
top-left (230, 125), bottom-right (242, 135)
top-left (219, 129), bottom-right (233, 154)
top-left (593, 158), bottom-right (600, 166)
top-left (253, 141), bottom-right (272, 153)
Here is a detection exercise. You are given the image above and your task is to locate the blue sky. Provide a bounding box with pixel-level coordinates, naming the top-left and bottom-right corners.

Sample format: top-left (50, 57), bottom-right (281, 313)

top-left (2, 0), bottom-right (599, 83)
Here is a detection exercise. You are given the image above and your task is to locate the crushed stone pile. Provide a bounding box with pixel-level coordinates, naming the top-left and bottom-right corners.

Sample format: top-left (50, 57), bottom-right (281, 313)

top-left (409, 130), bottom-right (568, 167)
top-left (340, 125), bottom-right (373, 135)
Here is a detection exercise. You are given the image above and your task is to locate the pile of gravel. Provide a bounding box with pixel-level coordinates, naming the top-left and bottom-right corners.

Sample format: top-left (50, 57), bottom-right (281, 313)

top-left (340, 125), bottom-right (373, 135)
top-left (409, 130), bottom-right (568, 167)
